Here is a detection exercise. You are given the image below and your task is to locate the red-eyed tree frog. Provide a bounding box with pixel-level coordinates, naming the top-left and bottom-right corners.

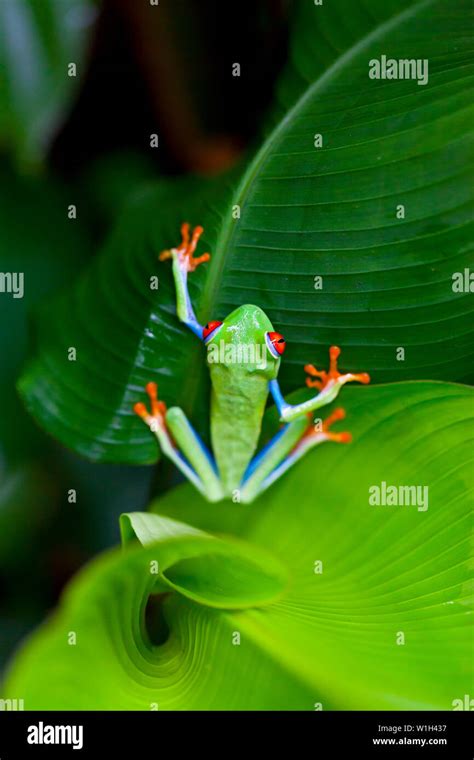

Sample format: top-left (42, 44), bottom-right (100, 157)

top-left (134, 224), bottom-right (370, 503)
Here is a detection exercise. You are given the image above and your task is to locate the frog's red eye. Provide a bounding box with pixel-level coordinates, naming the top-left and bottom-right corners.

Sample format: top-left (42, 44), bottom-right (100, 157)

top-left (266, 331), bottom-right (286, 357)
top-left (203, 320), bottom-right (222, 341)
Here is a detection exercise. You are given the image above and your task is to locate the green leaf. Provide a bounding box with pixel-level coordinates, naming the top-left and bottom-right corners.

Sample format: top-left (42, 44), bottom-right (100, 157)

top-left (79, 151), bottom-right (158, 228)
top-left (4, 382), bottom-right (472, 709)
top-left (0, 0), bottom-right (97, 168)
top-left (266, 0), bottom-right (423, 126)
top-left (0, 163), bottom-right (90, 460)
top-left (119, 512), bottom-right (288, 608)
top-left (18, 175), bottom-right (233, 462)
top-left (18, 0), bottom-right (474, 463)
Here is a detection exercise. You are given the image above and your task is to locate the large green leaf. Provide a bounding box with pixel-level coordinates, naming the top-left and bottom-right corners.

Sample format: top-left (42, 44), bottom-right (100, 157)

top-left (119, 512), bottom-right (288, 608)
top-left (3, 382), bottom-right (472, 709)
top-left (0, 0), bottom-right (97, 167)
top-left (18, 0), bottom-right (474, 463)
top-left (266, 0), bottom-right (425, 127)
top-left (18, 176), bottom-right (233, 462)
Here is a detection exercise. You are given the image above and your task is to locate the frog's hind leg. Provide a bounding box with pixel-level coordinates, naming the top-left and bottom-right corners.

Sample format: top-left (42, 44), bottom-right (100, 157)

top-left (240, 408), bottom-right (351, 504)
top-left (134, 382), bottom-right (224, 502)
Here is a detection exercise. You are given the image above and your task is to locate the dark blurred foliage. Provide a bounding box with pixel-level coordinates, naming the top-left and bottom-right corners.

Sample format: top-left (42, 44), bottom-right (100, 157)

top-left (0, 0), bottom-right (290, 669)
top-left (53, 0), bottom-right (289, 178)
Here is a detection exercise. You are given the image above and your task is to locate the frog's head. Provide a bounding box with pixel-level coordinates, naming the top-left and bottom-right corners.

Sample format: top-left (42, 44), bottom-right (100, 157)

top-left (203, 304), bottom-right (285, 379)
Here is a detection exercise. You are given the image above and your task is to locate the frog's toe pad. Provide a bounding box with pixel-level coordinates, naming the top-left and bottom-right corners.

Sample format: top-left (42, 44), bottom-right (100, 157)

top-left (322, 407), bottom-right (352, 443)
top-left (159, 222), bottom-right (210, 272)
top-left (133, 382), bottom-right (167, 430)
top-left (304, 347), bottom-right (370, 390)
top-left (304, 407), bottom-right (352, 445)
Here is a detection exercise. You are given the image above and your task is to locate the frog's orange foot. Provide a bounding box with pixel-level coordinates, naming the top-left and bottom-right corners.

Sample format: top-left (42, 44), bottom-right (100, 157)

top-left (159, 222), bottom-right (211, 273)
top-left (304, 407), bottom-right (352, 444)
top-left (304, 346), bottom-right (370, 391)
top-left (133, 382), bottom-right (168, 431)
top-left (321, 407), bottom-right (352, 443)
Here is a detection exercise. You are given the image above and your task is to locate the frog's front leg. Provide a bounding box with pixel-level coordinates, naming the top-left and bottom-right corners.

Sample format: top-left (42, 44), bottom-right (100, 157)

top-left (159, 222), bottom-right (210, 338)
top-left (134, 382), bottom-right (224, 502)
top-left (270, 346), bottom-right (370, 423)
top-left (240, 408), bottom-right (351, 503)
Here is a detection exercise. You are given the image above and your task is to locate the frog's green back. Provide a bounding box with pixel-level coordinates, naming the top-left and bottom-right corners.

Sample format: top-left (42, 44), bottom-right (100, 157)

top-left (206, 304), bottom-right (280, 496)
